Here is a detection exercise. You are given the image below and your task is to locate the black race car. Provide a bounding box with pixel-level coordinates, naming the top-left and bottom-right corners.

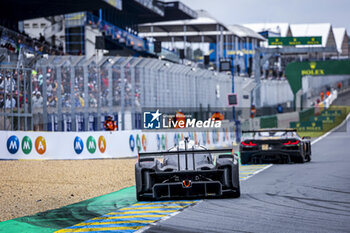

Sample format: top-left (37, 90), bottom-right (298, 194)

top-left (135, 138), bottom-right (240, 201)
top-left (240, 129), bottom-right (311, 164)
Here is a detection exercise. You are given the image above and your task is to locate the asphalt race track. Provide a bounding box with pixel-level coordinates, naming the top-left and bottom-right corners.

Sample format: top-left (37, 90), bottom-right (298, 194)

top-left (144, 118), bottom-right (350, 233)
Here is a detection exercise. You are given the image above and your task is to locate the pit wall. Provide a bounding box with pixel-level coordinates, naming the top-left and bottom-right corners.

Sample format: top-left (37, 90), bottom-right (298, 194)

top-left (0, 127), bottom-right (235, 160)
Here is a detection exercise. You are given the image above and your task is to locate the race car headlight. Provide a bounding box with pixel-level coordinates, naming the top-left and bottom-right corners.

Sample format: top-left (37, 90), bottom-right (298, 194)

top-left (283, 140), bottom-right (299, 145)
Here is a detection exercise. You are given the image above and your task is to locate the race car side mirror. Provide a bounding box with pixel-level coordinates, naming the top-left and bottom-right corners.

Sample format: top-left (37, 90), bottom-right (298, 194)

top-left (302, 136), bottom-right (311, 139)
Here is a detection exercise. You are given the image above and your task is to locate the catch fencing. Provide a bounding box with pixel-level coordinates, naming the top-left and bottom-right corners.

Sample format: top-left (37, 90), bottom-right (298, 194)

top-left (0, 67), bottom-right (33, 131)
top-left (1, 56), bottom-right (233, 131)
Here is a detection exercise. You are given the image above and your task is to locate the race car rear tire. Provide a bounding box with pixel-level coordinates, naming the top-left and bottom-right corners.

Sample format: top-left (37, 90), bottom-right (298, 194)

top-left (231, 183), bottom-right (241, 198)
top-left (305, 154), bottom-right (311, 162)
top-left (232, 186), bottom-right (241, 198)
top-left (294, 155), bottom-right (305, 163)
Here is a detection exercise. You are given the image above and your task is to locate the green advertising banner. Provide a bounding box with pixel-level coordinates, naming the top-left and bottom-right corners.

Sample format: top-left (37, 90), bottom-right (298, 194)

top-left (290, 121), bottom-right (323, 131)
top-left (321, 110), bottom-right (343, 117)
top-left (310, 116), bottom-right (335, 124)
top-left (285, 60), bottom-right (350, 96)
top-left (269, 37), bottom-right (322, 46)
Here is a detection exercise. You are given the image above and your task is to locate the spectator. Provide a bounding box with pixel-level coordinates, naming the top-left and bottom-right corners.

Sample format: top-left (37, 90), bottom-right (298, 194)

top-left (63, 94), bottom-right (71, 108)
top-left (79, 94), bottom-right (85, 107)
top-left (250, 105), bottom-right (257, 118)
top-left (211, 112), bottom-right (224, 121)
top-left (39, 33), bottom-right (45, 43)
top-left (5, 93), bottom-right (16, 109)
top-left (0, 92), bottom-right (4, 108)
top-left (47, 93), bottom-right (57, 107)
top-left (5, 73), bottom-right (16, 92)
top-left (32, 91), bottom-right (43, 131)
top-left (277, 104), bottom-right (283, 113)
top-left (58, 43), bottom-right (63, 51)
top-left (104, 116), bottom-right (117, 131)
top-left (338, 82), bottom-right (342, 90)
top-left (0, 73), bottom-right (4, 91)
top-left (89, 93), bottom-right (97, 108)
top-left (320, 92), bottom-right (324, 101)
top-left (74, 93), bottom-right (81, 107)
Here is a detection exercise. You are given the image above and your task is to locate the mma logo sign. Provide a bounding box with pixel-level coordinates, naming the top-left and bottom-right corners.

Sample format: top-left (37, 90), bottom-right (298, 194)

top-left (35, 136), bottom-right (46, 155)
top-left (7, 136), bottom-right (19, 154)
top-left (74, 136), bottom-right (106, 154)
top-left (74, 136), bottom-right (84, 154)
top-left (98, 136), bottom-right (106, 153)
top-left (86, 136), bottom-right (97, 154)
top-left (22, 136), bottom-right (32, 154)
top-left (7, 135), bottom-right (45, 155)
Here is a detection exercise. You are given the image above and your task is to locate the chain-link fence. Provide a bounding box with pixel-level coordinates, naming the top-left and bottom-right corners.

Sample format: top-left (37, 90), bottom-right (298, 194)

top-left (1, 55), bottom-right (233, 131)
top-left (0, 67), bottom-right (33, 130)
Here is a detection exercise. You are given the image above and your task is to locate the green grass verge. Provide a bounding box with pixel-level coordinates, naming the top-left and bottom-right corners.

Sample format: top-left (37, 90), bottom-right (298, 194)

top-left (298, 106), bottom-right (350, 138)
top-left (0, 186), bottom-right (137, 233)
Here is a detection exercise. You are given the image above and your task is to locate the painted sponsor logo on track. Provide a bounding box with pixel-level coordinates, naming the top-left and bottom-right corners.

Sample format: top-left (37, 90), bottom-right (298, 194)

top-left (54, 164), bottom-right (272, 233)
top-left (55, 200), bottom-right (199, 233)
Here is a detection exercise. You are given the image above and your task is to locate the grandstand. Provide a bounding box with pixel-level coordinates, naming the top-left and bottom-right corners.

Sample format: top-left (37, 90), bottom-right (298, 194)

top-left (0, 25), bottom-right (63, 56)
top-left (21, 1), bottom-right (197, 60)
top-left (139, 10), bottom-right (265, 76)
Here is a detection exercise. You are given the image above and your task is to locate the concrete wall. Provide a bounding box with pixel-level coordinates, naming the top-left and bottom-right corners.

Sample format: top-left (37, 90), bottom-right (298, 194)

top-left (259, 79), bottom-right (294, 107)
top-left (277, 112), bottom-right (299, 128)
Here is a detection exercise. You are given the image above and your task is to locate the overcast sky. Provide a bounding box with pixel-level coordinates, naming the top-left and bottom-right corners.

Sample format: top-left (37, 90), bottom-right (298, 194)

top-left (178, 0), bottom-right (350, 32)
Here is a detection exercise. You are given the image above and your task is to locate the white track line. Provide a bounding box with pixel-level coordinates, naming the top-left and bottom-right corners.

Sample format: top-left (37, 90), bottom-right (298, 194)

top-left (135, 200), bottom-right (203, 233)
top-left (243, 164), bottom-right (273, 181)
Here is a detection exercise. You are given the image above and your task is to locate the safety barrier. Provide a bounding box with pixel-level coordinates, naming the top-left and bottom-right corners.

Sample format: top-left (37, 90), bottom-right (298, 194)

top-left (259, 79), bottom-right (294, 107)
top-left (277, 112), bottom-right (299, 128)
top-left (301, 75), bottom-right (350, 108)
top-left (0, 127), bottom-right (235, 160)
top-left (299, 108), bottom-right (315, 122)
top-left (260, 115), bottom-right (278, 128)
top-left (290, 90), bottom-right (347, 133)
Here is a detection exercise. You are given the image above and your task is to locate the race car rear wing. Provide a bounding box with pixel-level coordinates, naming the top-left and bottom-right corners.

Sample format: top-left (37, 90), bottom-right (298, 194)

top-left (138, 148), bottom-right (234, 171)
top-left (242, 128), bottom-right (297, 133)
